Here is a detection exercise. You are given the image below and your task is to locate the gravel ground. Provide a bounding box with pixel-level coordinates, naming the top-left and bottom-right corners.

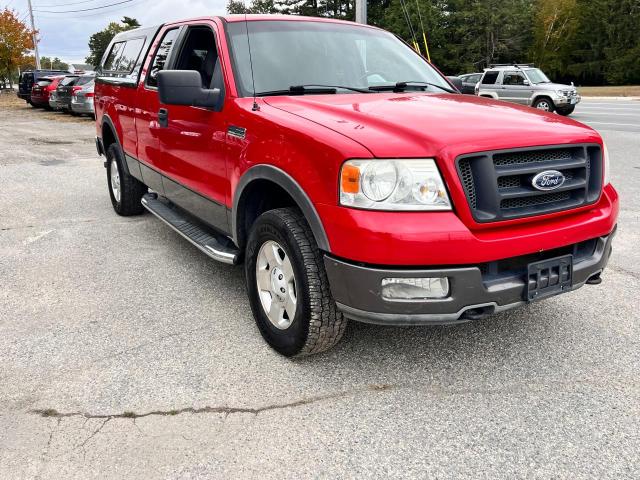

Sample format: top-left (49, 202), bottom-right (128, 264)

top-left (1, 93), bottom-right (639, 479)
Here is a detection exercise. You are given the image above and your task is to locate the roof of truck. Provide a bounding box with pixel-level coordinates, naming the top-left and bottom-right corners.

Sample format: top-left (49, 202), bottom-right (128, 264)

top-left (111, 15), bottom-right (380, 44)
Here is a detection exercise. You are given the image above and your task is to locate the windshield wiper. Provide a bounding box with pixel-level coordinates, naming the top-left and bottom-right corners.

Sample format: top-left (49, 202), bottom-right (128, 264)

top-left (292, 84), bottom-right (371, 93)
top-left (256, 86), bottom-right (335, 96)
top-left (256, 85), bottom-right (370, 97)
top-left (369, 81), bottom-right (457, 94)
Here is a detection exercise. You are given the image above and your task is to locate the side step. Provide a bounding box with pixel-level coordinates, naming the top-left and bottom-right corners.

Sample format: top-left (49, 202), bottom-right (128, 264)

top-left (141, 194), bottom-right (240, 265)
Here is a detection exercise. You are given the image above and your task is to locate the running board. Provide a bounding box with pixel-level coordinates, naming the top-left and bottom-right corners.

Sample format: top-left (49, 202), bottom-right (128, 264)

top-left (141, 194), bottom-right (239, 265)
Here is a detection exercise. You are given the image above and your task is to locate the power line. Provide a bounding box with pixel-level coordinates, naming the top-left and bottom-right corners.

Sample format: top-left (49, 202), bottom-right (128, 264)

top-left (34, 0), bottom-right (108, 7)
top-left (33, 0), bottom-right (134, 14)
top-left (34, 0), bottom-right (147, 19)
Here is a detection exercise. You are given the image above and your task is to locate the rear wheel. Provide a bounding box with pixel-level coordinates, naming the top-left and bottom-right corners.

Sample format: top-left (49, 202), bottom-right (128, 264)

top-left (106, 143), bottom-right (147, 216)
top-left (533, 97), bottom-right (555, 112)
top-left (245, 208), bottom-right (347, 357)
top-left (556, 106), bottom-right (575, 116)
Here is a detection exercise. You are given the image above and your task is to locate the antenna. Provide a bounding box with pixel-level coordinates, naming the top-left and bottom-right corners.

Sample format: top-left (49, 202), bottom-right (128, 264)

top-left (244, 11), bottom-right (259, 111)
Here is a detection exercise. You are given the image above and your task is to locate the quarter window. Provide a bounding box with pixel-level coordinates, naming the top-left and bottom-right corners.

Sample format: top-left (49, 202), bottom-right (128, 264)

top-left (113, 38), bottom-right (145, 73)
top-left (481, 71), bottom-right (499, 85)
top-left (147, 28), bottom-right (179, 87)
top-left (103, 42), bottom-right (125, 71)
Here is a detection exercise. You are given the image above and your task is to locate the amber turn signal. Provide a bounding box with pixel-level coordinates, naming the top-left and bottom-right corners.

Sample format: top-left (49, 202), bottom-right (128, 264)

top-left (341, 164), bottom-right (360, 194)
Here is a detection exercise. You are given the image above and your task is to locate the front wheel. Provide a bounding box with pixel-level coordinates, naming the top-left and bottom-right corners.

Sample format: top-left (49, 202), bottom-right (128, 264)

top-left (245, 208), bottom-right (347, 357)
top-left (533, 97), bottom-right (555, 112)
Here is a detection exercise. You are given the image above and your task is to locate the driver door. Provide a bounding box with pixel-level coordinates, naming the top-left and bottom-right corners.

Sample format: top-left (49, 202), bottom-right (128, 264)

top-left (500, 71), bottom-right (532, 105)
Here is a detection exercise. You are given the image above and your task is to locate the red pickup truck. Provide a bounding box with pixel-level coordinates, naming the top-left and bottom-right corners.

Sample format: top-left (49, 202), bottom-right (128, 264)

top-left (95, 15), bottom-right (618, 356)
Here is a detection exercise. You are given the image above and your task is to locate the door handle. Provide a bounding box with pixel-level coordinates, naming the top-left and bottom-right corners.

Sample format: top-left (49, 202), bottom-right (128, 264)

top-left (158, 108), bottom-right (169, 128)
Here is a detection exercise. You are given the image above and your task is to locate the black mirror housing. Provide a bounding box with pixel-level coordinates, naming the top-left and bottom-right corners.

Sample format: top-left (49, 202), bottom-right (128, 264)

top-left (157, 70), bottom-right (221, 109)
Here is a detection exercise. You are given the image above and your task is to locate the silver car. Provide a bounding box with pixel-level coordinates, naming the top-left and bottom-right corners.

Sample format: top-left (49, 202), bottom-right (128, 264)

top-left (70, 75), bottom-right (95, 117)
top-left (476, 64), bottom-right (580, 116)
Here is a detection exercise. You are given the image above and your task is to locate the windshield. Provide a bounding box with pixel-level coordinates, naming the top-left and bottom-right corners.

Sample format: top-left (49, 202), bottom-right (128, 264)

top-left (227, 20), bottom-right (450, 96)
top-left (525, 68), bottom-right (551, 84)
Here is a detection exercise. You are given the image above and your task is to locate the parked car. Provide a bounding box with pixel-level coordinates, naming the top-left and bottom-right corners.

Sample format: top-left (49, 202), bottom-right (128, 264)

top-left (17, 69), bottom-right (68, 105)
top-left (456, 73), bottom-right (483, 94)
top-left (476, 64), bottom-right (580, 115)
top-left (70, 75), bottom-right (96, 117)
top-left (50, 75), bottom-right (79, 111)
top-left (30, 76), bottom-right (65, 109)
top-left (95, 16), bottom-right (617, 356)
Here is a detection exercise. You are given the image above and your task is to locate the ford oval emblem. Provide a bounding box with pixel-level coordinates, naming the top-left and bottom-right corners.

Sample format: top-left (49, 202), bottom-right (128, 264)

top-left (532, 170), bottom-right (566, 191)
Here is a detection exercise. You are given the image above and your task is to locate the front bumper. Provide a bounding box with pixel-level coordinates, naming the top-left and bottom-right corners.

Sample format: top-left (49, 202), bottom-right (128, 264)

top-left (325, 228), bottom-right (615, 325)
top-left (553, 93), bottom-right (581, 107)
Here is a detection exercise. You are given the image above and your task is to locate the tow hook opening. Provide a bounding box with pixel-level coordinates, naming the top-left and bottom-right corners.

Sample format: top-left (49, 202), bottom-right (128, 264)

top-left (586, 272), bottom-right (603, 285)
top-left (459, 305), bottom-right (495, 321)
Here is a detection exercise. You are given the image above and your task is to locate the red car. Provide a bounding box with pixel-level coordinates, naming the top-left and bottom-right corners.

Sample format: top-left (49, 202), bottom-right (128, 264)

top-left (30, 75), bottom-right (65, 109)
top-left (94, 16), bottom-right (618, 356)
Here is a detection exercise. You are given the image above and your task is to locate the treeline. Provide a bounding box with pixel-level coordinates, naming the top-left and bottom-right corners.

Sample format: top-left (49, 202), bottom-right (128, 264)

top-left (227, 0), bottom-right (640, 85)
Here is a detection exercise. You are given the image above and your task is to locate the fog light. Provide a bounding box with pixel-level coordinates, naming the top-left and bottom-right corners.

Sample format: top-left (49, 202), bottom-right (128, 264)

top-left (381, 277), bottom-right (449, 300)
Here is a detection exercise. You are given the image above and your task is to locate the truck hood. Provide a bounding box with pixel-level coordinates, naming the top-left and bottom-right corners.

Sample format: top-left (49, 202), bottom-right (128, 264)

top-left (264, 93), bottom-right (598, 158)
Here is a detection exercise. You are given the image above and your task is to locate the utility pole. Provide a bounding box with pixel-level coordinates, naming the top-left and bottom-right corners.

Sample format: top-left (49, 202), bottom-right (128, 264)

top-left (27, 0), bottom-right (41, 69)
top-left (355, 0), bottom-right (367, 24)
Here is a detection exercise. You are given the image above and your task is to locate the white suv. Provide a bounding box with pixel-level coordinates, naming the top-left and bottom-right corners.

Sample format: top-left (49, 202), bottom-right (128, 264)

top-left (475, 64), bottom-right (580, 116)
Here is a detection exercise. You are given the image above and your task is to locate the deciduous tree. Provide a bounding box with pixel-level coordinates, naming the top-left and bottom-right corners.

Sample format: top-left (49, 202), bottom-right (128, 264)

top-left (85, 17), bottom-right (140, 67)
top-left (0, 8), bottom-right (35, 88)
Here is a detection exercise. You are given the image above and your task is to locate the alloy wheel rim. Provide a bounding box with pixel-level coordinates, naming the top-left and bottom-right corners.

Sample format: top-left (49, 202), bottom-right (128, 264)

top-left (256, 240), bottom-right (297, 329)
top-left (110, 158), bottom-right (121, 203)
top-left (536, 101), bottom-right (551, 111)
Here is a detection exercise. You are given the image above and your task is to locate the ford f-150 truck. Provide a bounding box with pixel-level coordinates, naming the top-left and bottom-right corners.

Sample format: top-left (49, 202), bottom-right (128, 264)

top-left (94, 15), bottom-right (618, 357)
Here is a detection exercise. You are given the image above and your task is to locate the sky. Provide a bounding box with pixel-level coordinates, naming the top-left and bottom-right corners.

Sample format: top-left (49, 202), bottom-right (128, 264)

top-left (5, 0), bottom-right (228, 63)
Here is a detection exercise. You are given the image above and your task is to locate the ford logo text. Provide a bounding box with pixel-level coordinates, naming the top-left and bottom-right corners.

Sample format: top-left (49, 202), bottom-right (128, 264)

top-left (532, 170), bottom-right (566, 191)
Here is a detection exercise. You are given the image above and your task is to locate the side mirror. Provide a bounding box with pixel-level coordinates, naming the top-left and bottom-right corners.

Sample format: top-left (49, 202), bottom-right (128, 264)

top-left (447, 76), bottom-right (463, 92)
top-left (523, 79), bottom-right (530, 86)
top-left (157, 70), bottom-right (220, 109)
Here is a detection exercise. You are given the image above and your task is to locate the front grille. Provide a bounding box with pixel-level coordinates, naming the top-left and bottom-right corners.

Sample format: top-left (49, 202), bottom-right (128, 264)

top-left (501, 191), bottom-right (571, 210)
top-left (456, 144), bottom-right (603, 222)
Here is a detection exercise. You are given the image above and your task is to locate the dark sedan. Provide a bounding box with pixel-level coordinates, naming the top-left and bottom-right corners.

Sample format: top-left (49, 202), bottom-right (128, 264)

top-left (457, 73), bottom-right (483, 95)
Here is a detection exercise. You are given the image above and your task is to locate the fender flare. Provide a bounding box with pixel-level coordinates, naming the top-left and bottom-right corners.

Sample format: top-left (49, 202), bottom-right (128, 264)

top-left (101, 114), bottom-right (121, 147)
top-left (531, 92), bottom-right (555, 106)
top-left (101, 114), bottom-right (132, 174)
top-left (232, 165), bottom-right (331, 252)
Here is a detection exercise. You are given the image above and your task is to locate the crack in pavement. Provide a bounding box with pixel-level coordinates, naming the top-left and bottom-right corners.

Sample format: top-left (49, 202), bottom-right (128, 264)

top-left (609, 264), bottom-right (640, 281)
top-left (30, 384), bottom-right (395, 421)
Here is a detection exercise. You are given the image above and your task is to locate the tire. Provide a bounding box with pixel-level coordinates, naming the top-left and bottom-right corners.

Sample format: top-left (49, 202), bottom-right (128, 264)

top-left (556, 106), bottom-right (575, 116)
top-left (106, 143), bottom-right (147, 216)
top-left (245, 208), bottom-right (347, 357)
top-left (533, 97), bottom-right (555, 113)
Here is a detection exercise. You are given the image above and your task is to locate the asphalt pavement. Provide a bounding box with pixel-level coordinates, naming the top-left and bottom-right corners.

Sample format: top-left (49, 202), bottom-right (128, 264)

top-left (573, 98), bottom-right (640, 133)
top-left (1, 95), bottom-right (639, 479)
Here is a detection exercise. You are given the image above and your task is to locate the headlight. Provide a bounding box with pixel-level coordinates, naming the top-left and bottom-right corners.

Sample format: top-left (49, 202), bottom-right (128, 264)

top-left (340, 159), bottom-right (451, 210)
top-left (603, 141), bottom-right (611, 185)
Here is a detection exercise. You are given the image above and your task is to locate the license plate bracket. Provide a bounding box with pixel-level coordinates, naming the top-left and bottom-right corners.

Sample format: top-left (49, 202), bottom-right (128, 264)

top-left (526, 254), bottom-right (573, 302)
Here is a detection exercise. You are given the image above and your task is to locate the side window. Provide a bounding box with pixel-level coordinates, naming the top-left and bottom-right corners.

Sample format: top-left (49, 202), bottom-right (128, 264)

top-left (113, 38), bottom-right (145, 74)
top-left (503, 71), bottom-right (526, 86)
top-left (470, 74), bottom-right (481, 83)
top-left (481, 71), bottom-right (499, 85)
top-left (103, 41), bottom-right (125, 71)
top-left (147, 28), bottom-right (180, 88)
top-left (173, 26), bottom-right (219, 89)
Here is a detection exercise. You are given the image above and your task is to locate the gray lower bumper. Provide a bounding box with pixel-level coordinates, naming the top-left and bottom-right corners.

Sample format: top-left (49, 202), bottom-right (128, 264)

top-left (324, 230), bottom-right (614, 326)
top-left (71, 101), bottom-right (94, 114)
